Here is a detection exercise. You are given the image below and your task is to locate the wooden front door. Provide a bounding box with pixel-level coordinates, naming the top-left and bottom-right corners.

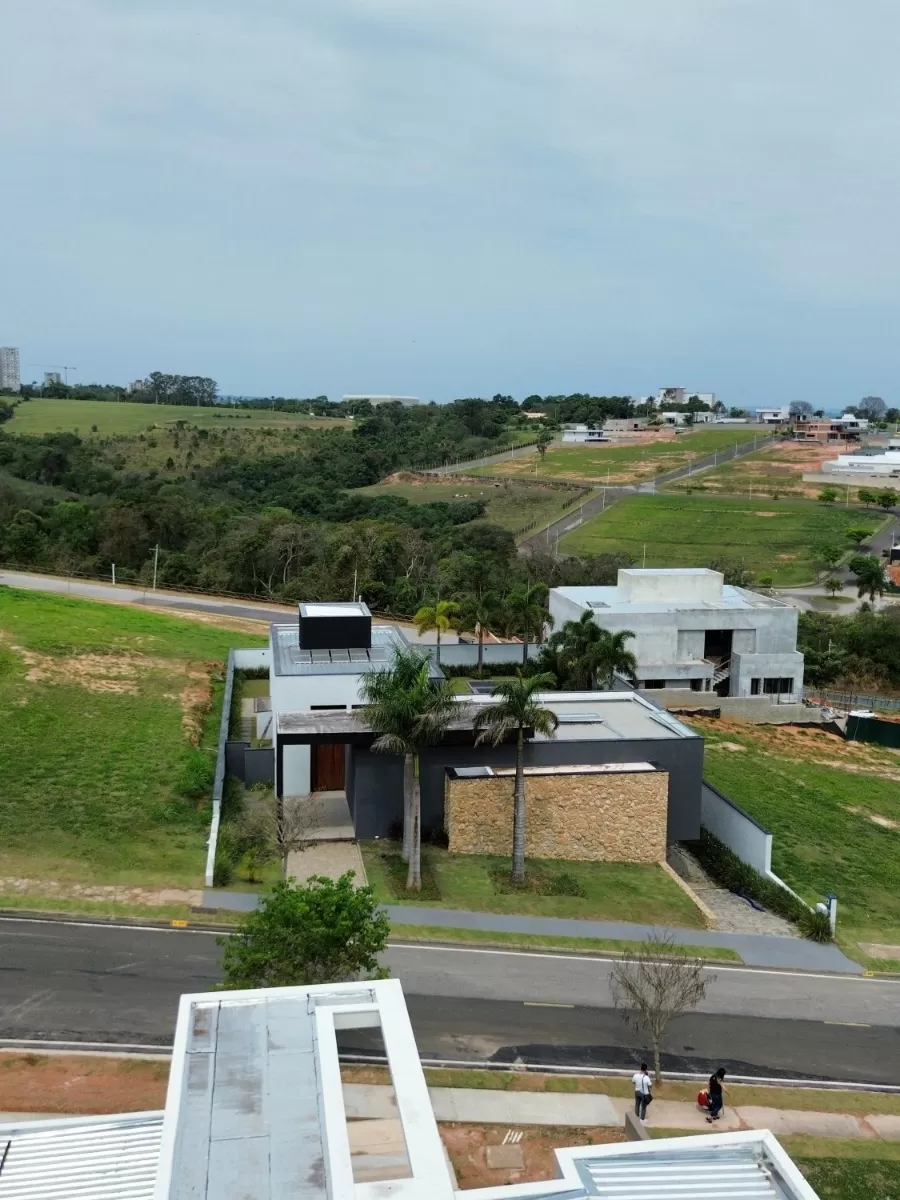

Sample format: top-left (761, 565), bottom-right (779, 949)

top-left (311, 743), bottom-right (346, 792)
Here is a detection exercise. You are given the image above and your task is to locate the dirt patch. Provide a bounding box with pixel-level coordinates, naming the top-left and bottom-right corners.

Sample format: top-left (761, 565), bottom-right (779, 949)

top-left (440, 1124), bottom-right (626, 1188)
top-left (180, 675), bottom-right (213, 744)
top-left (0, 1052), bottom-right (169, 1115)
top-left (719, 742), bottom-right (747, 752)
top-left (142, 605), bottom-right (268, 635)
top-left (696, 716), bottom-right (900, 779)
top-left (0, 876), bottom-right (203, 906)
top-left (777, 554), bottom-right (797, 561)
top-left (754, 511), bottom-right (778, 517)
top-left (845, 806), bottom-right (900, 831)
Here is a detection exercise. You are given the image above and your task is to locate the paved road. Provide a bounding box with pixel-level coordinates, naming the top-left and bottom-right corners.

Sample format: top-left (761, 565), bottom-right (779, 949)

top-left (0, 920), bottom-right (897, 1082)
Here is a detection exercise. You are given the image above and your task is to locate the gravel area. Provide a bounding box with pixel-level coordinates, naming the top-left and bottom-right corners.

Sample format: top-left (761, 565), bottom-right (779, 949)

top-left (667, 846), bottom-right (797, 937)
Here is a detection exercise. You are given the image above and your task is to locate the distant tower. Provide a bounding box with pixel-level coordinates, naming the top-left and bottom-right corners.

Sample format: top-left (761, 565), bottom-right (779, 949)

top-left (44, 371), bottom-right (62, 386)
top-left (0, 347), bottom-right (20, 393)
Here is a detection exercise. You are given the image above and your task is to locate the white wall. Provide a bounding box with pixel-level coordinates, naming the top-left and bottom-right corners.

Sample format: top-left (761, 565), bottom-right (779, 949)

top-left (269, 664), bottom-right (368, 798)
top-left (701, 783), bottom-right (772, 875)
top-left (234, 648), bottom-right (270, 670)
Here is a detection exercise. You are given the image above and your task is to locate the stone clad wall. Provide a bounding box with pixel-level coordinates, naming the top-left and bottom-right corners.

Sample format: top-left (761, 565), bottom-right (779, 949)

top-left (445, 770), bottom-right (668, 862)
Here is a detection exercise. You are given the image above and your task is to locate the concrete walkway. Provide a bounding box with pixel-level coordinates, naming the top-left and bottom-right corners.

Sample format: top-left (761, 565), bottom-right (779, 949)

top-left (197, 889), bottom-right (862, 973)
top-left (343, 1083), bottom-right (900, 1140)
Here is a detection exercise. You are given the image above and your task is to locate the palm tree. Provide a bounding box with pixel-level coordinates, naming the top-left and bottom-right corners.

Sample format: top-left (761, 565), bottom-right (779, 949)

top-left (460, 593), bottom-right (498, 676)
top-left (595, 628), bottom-right (638, 690)
top-left (414, 598), bottom-right (460, 666)
top-left (473, 672), bottom-right (559, 883)
top-left (359, 649), bottom-right (458, 889)
top-left (505, 583), bottom-right (548, 665)
top-left (537, 614), bottom-right (638, 691)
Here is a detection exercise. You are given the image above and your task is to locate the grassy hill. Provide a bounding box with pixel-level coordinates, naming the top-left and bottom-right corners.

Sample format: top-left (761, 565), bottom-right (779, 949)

top-left (6, 397), bottom-right (345, 436)
top-left (0, 587), bottom-right (264, 900)
top-left (558, 493), bottom-right (882, 584)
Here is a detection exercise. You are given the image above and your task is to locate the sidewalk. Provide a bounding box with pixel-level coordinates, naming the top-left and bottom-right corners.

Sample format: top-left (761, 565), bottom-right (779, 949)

top-left (343, 1083), bottom-right (900, 1140)
top-left (198, 892), bottom-right (863, 973)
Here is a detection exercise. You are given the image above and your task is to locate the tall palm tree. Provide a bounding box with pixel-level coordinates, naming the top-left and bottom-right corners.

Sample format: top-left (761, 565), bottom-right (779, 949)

top-left (595, 629), bottom-right (638, 690)
top-left (473, 672), bottom-right (558, 883)
top-left (505, 583), bottom-right (548, 665)
top-left (460, 593), bottom-right (498, 676)
top-left (538, 610), bottom-right (608, 689)
top-left (413, 598), bottom-right (460, 666)
top-left (359, 649), bottom-right (458, 889)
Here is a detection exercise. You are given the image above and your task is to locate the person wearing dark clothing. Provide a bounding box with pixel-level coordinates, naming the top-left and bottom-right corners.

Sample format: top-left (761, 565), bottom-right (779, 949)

top-left (706, 1068), bottom-right (726, 1121)
top-left (632, 1063), bottom-right (652, 1121)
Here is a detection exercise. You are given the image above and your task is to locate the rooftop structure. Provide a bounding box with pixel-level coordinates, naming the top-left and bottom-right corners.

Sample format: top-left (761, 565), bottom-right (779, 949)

top-left (821, 449), bottom-right (900, 478)
top-left (550, 570), bottom-right (804, 701)
top-left (0, 980), bottom-right (821, 1200)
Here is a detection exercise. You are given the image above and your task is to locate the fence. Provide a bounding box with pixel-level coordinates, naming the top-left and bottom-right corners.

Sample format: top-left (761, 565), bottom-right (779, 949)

top-left (805, 687), bottom-right (900, 714)
top-left (845, 713), bottom-right (900, 748)
top-left (420, 438), bottom-right (540, 473)
top-left (422, 642), bottom-right (543, 667)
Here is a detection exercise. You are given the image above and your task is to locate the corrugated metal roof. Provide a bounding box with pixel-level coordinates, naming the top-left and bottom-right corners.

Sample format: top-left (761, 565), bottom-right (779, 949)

top-left (0, 1112), bottom-right (163, 1199)
top-left (582, 1145), bottom-right (790, 1200)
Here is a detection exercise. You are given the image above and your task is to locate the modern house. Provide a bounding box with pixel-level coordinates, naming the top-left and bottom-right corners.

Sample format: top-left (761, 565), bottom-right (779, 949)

top-left (817, 449), bottom-right (900, 480)
top-left (267, 602), bottom-right (704, 849)
top-left (0, 978), bottom-right (823, 1198)
top-left (562, 423), bottom-right (609, 443)
top-left (793, 415), bottom-right (868, 443)
top-left (549, 569), bottom-right (805, 702)
top-left (756, 406), bottom-right (791, 424)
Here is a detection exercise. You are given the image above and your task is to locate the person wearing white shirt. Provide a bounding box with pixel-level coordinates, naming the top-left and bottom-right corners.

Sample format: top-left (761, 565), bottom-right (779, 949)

top-left (632, 1062), bottom-right (652, 1121)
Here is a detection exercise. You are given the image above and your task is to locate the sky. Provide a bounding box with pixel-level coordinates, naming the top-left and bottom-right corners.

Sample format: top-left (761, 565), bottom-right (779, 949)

top-left (1, 0), bottom-right (898, 407)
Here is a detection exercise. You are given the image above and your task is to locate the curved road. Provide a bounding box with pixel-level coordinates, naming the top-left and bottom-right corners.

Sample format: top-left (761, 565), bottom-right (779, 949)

top-left (1, 919), bottom-right (897, 1084)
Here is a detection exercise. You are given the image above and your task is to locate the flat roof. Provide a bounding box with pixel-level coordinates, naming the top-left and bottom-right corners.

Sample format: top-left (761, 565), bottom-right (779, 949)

top-left (450, 762), bottom-right (657, 779)
top-left (277, 691), bottom-right (696, 742)
top-left (299, 601), bottom-right (371, 618)
top-left (554, 584), bottom-right (792, 614)
top-left (270, 623), bottom-right (445, 678)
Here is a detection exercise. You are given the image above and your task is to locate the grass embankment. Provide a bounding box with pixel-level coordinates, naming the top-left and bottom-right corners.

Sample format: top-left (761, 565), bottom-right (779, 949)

top-left (469, 427), bottom-right (763, 485)
top-left (696, 719), bottom-right (900, 966)
top-left (354, 474), bottom-right (587, 533)
top-left (6, 396), bottom-right (343, 436)
top-left (0, 586), bottom-right (265, 889)
top-left (390, 924), bottom-right (739, 961)
top-left (667, 439), bottom-right (860, 500)
top-left (361, 843), bottom-right (706, 928)
top-left (558, 494), bottom-right (881, 585)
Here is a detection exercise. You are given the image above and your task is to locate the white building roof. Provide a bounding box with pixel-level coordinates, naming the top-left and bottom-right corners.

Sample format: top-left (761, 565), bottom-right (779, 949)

top-left (270, 623), bottom-right (444, 677)
top-left (553, 582), bottom-right (791, 616)
top-left (0, 1111), bottom-right (163, 1198)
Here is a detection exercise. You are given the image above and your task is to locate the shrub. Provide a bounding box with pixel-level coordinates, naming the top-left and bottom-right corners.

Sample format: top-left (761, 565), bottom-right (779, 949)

top-left (797, 908), bottom-right (833, 943)
top-left (548, 870), bottom-right (588, 898)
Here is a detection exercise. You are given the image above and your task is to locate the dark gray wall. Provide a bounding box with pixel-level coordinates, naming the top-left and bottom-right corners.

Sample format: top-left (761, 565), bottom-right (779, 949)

top-left (348, 736), bottom-right (704, 844)
top-left (225, 742), bottom-right (274, 786)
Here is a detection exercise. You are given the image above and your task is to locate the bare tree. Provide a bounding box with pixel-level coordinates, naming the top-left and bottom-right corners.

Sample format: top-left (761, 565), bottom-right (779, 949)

top-left (610, 932), bottom-right (712, 1083)
top-left (240, 794), bottom-right (324, 880)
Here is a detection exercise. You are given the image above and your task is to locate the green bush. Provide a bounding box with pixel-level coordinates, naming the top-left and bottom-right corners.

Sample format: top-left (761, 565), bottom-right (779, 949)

top-left (797, 908), bottom-right (833, 943)
top-left (688, 830), bottom-right (827, 936)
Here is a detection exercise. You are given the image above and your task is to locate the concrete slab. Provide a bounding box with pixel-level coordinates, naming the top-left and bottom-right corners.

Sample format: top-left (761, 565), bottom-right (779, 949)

top-left (643, 1100), bottom-right (741, 1132)
top-left (865, 1114), bottom-right (900, 1139)
top-left (736, 1106), bottom-right (868, 1138)
top-left (342, 1083), bottom-right (398, 1120)
top-left (428, 1087), bottom-right (618, 1126)
top-left (348, 1118), bottom-right (406, 1154)
top-left (486, 1145), bottom-right (525, 1169)
top-left (287, 840), bottom-right (367, 885)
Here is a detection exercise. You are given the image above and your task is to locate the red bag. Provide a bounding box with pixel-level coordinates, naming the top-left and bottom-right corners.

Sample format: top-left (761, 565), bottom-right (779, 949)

top-left (697, 1090), bottom-right (709, 1109)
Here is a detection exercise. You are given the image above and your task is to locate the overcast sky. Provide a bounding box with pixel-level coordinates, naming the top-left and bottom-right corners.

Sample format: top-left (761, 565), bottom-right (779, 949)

top-left (2, 0), bottom-right (897, 406)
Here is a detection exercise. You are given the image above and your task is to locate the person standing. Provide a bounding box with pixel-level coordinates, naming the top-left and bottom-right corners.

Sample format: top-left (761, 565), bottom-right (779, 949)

top-left (632, 1062), bottom-right (652, 1121)
top-left (706, 1068), bottom-right (727, 1121)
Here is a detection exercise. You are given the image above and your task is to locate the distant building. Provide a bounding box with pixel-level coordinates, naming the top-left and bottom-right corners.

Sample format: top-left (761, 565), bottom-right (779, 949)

top-left (756, 406), bottom-right (791, 424)
top-left (43, 371), bottom-right (62, 386)
top-left (0, 347), bottom-right (20, 393)
top-left (793, 414), bottom-right (868, 443)
top-left (126, 379), bottom-right (145, 393)
top-left (655, 387), bottom-right (717, 408)
top-left (659, 410), bottom-right (714, 426)
top-left (343, 394), bottom-right (419, 407)
top-left (562, 423), bottom-right (608, 443)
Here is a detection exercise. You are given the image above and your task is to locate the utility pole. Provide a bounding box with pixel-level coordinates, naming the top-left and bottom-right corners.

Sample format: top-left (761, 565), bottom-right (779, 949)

top-left (642, 543), bottom-right (647, 568)
top-left (111, 563), bottom-right (116, 586)
top-left (352, 567), bottom-right (358, 601)
top-left (152, 544), bottom-right (160, 590)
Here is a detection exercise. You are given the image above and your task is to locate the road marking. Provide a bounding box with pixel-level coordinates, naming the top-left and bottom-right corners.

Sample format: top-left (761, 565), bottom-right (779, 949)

top-left (824, 1021), bottom-right (871, 1028)
top-left (523, 1002), bottom-right (575, 1008)
top-left (0, 915), bottom-right (221, 936)
top-left (388, 942), bottom-right (896, 985)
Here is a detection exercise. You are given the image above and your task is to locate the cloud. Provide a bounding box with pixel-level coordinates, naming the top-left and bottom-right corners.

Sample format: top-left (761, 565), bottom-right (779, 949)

top-left (1, 0), bottom-right (898, 399)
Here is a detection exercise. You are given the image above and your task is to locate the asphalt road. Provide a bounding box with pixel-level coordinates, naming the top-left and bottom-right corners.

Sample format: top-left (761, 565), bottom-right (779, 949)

top-left (1, 920), bottom-right (897, 1083)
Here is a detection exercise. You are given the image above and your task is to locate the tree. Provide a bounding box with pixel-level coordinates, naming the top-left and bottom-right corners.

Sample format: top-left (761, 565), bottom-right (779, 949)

top-left (459, 593), bottom-right (499, 676)
top-left (818, 487), bottom-right (838, 504)
top-left (536, 430), bottom-right (553, 460)
top-left (610, 931), bottom-right (711, 1084)
top-left (848, 555), bottom-right (886, 601)
top-left (858, 488), bottom-right (878, 509)
top-left (789, 401), bottom-right (814, 419)
top-left (818, 544), bottom-right (843, 568)
top-left (846, 527), bottom-right (871, 549)
top-left (473, 672), bottom-right (559, 883)
top-left (220, 873), bottom-right (389, 989)
top-left (858, 396), bottom-right (886, 421)
top-left (359, 648), bottom-right (458, 889)
top-left (506, 582), bottom-right (548, 665)
top-left (683, 411), bottom-right (695, 427)
top-left (238, 793), bottom-right (324, 879)
top-left (878, 488), bottom-right (898, 512)
top-left (824, 576), bottom-right (844, 598)
top-left (414, 598), bottom-right (460, 666)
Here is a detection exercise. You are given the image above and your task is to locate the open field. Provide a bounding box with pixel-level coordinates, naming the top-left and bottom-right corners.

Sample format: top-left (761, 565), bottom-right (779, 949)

top-left (558, 494), bottom-right (882, 584)
top-left (355, 472), bottom-right (587, 531)
top-left (668, 439), bottom-right (863, 499)
top-left (361, 843), bottom-right (706, 927)
top-left (0, 586), bottom-right (264, 888)
top-left (469, 427), bottom-right (765, 485)
top-left (6, 397), bottom-right (346, 436)
top-left (694, 717), bottom-right (900, 966)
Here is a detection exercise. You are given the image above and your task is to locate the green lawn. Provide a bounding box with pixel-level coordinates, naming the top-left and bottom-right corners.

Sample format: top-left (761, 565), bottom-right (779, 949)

top-left (469, 427), bottom-right (764, 485)
top-left (354, 475), bottom-right (587, 532)
top-left (6, 397), bottom-right (345, 436)
top-left (700, 724), bottom-right (900, 962)
top-left (390, 924), bottom-right (739, 960)
top-left (786, 1138), bottom-right (900, 1200)
top-left (0, 586), bottom-right (265, 887)
top-left (558, 494), bottom-right (882, 584)
top-left (361, 843), bottom-right (706, 927)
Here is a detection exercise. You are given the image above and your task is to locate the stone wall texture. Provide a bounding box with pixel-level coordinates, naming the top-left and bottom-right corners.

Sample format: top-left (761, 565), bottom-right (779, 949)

top-left (445, 770), bottom-right (668, 862)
